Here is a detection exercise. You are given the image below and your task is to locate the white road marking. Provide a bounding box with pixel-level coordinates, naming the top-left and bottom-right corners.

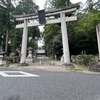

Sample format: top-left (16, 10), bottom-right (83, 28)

top-left (0, 71), bottom-right (39, 77)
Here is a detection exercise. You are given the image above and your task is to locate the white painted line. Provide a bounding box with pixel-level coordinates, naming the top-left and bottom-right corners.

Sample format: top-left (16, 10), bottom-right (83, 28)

top-left (0, 71), bottom-right (39, 77)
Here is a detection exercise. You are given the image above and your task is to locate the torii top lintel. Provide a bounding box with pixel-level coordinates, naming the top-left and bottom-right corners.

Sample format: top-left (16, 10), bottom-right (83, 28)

top-left (13, 3), bottom-right (80, 21)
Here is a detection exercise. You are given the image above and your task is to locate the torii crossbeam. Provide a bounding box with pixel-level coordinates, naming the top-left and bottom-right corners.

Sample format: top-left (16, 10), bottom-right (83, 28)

top-left (13, 3), bottom-right (80, 65)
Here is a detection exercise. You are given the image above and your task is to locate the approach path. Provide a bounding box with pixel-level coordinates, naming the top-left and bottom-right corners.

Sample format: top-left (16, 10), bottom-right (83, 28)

top-left (9, 56), bottom-right (67, 72)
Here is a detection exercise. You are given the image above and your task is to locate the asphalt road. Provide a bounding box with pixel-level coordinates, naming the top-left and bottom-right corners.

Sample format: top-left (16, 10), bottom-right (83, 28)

top-left (0, 67), bottom-right (100, 100)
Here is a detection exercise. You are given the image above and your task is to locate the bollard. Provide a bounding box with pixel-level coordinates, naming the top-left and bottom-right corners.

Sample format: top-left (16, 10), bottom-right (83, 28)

top-left (40, 60), bottom-right (42, 65)
top-left (51, 60), bottom-right (54, 65)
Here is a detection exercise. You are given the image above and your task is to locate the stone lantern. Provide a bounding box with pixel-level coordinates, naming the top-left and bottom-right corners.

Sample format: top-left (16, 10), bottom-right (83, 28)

top-left (26, 47), bottom-right (33, 62)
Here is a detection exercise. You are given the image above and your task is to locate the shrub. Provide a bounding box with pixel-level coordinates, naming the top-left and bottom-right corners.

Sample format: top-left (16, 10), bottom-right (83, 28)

top-left (78, 51), bottom-right (94, 66)
top-left (9, 52), bottom-right (15, 63)
top-left (10, 52), bottom-right (15, 58)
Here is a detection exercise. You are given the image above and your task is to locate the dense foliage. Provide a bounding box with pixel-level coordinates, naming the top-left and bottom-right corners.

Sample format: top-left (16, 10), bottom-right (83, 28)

top-left (0, 0), bottom-right (100, 59)
top-left (0, 0), bottom-right (40, 55)
top-left (43, 0), bottom-right (100, 59)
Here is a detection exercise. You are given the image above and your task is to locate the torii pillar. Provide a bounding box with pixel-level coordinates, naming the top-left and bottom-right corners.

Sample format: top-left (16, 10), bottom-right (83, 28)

top-left (96, 23), bottom-right (100, 61)
top-left (20, 19), bottom-right (28, 64)
top-left (61, 12), bottom-right (70, 64)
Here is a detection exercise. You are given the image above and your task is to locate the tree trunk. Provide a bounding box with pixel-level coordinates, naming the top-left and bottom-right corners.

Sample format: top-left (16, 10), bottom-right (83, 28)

top-left (5, 29), bottom-right (9, 55)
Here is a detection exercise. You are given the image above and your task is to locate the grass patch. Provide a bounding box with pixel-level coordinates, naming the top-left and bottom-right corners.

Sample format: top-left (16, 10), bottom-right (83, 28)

top-left (73, 65), bottom-right (88, 71)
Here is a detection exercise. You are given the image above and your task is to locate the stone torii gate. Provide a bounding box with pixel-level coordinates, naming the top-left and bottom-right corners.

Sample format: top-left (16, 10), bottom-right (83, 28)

top-left (14, 3), bottom-right (80, 64)
top-left (96, 23), bottom-right (100, 61)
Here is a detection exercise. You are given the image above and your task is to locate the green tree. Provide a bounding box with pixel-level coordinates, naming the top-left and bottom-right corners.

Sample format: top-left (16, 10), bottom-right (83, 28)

top-left (0, 0), bottom-right (40, 54)
top-left (44, 0), bottom-right (100, 58)
top-left (14, 0), bottom-right (39, 14)
top-left (0, 0), bottom-right (15, 54)
top-left (43, 24), bottom-right (63, 59)
top-left (53, 0), bottom-right (71, 9)
top-left (11, 0), bottom-right (40, 52)
top-left (94, 0), bottom-right (100, 10)
top-left (45, 0), bottom-right (71, 10)
top-left (44, 0), bottom-right (71, 59)
top-left (69, 0), bottom-right (100, 55)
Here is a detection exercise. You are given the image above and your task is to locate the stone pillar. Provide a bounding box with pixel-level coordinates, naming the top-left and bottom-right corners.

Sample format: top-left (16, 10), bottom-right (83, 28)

top-left (20, 19), bottom-right (28, 64)
top-left (60, 12), bottom-right (70, 64)
top-left (96, 23), bottom-right (100, 61)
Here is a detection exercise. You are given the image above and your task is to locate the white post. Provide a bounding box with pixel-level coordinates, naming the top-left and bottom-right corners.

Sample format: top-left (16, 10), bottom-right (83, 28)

top-left (20, 19), bottom-right (28, 64)
top-left (60, 12), bottom-right (70, 64)
top-left (96, 24), bottom-right (100, 61)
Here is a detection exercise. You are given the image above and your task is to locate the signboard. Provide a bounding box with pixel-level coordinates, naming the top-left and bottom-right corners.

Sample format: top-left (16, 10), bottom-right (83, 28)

top-left (38, 10), bottom-right (46, 24)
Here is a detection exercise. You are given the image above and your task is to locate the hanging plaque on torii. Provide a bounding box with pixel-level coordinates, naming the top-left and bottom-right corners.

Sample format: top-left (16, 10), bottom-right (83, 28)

top-left (38, 9), bottom-right (46, 24)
